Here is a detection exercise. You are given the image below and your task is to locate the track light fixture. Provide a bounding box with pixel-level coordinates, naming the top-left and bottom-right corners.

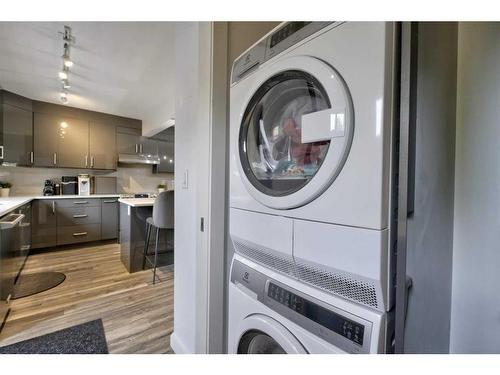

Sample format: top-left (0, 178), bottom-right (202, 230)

top-left (57, 26), bottom-right (75, 104)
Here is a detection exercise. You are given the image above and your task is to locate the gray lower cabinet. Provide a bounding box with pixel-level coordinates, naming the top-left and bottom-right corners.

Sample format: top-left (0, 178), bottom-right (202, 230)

top-left (57, 224), bottom-right (101, 246)
top-left (31, 197), bottom-right (119, 249)
top-left (101, 198), bottom-right (119, 240)
top-left (31, 200), bottom-right (57, 249)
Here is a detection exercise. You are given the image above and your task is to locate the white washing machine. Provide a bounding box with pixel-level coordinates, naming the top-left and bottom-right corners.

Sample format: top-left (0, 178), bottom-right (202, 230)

top-left (229, 22), bottom-right (398, 313)
top-left (228, 254), bottom-right (387, 354)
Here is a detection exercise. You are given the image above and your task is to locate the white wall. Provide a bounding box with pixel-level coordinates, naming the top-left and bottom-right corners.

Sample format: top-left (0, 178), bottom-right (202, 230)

top-left (450, 22), bottom-right (500, 353)
top-left (170, 22), bottom-right (212, 354)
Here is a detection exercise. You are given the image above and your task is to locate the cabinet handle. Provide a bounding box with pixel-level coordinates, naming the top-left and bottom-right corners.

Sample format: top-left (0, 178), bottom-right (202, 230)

top-left (52, 201), bottom-right (56, 214)
top-left (85, 155), bottom-right (88, 168)
top-left (73, 232), bottom-right (88, 236)
top-left (91, 156), bottom-right (95, 168)
top-left (135, 144), bottom-right (138, 153)
top-left (103, 200), bottom-right (117, 203)
top-left (74, 201), bottom-right (89, 204)
top-left (30, 151), bottom-right (34, 164)
top-left (140, 144), bottom-right (143, 154)
top-left (73, 214), bottom-right (88, 218)
top-left (53, 152), bottom-right (57, 165)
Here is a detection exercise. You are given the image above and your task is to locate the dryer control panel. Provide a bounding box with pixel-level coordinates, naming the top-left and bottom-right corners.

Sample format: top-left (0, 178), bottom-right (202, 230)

top-left (231, 21), bottom-right (335, 84)
top-left (231, 259), bottom-right (374, 353)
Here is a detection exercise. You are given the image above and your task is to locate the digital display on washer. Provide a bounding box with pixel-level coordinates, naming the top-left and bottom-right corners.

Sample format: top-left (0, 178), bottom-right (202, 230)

top-left (268, 282), bottom-right (365, 346)
top-left (270, 22), bottom-right (312, 48)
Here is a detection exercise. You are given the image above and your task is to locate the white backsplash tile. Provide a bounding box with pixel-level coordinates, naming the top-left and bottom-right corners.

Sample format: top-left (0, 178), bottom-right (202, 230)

top-left (0, 165), bottom-right (174, 196)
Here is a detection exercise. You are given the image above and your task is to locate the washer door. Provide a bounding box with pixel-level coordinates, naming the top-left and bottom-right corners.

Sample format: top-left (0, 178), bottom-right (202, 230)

top-left (237, 314), bottom-right (307, 354)
top-left (238, 56), bottom-right (353, 209)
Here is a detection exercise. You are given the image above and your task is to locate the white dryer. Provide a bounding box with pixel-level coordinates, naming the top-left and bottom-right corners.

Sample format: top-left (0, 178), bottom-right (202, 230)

top-left (228, 254), bottom-right (387, 354)
top-left (229, 22), bottom-right (398, 313)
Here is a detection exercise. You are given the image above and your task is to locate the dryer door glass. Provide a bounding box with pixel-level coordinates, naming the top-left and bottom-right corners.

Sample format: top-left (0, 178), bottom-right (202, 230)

top-left (239, 70), bottom-right (331, 197)
top-left (238, 330), bottom-right (287, 354)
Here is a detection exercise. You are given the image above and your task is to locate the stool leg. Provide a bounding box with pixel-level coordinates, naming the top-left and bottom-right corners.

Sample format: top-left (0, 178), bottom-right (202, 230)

top-left (153, 227), bottom-right (160, 284)
top-left (143, 222), bottom-right (151, 270)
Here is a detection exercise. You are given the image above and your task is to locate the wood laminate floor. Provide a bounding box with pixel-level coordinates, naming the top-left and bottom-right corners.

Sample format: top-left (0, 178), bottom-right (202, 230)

top-left (0, 241), bottom-right (174, 354)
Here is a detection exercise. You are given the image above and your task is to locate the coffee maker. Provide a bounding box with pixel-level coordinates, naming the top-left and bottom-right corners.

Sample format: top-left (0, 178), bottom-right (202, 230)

top-left (78, 174), bottom-right (91, 196)
top-left (42, 179), bottom-right (55, 196)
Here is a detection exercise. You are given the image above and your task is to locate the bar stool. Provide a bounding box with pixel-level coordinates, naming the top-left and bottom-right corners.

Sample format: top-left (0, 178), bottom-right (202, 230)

top-left (143, 191), bottom-right (174, 284)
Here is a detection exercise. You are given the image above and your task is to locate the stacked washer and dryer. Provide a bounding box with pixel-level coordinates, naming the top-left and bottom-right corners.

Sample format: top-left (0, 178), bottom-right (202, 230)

top-left (228, 22), bottom-right (398, 354)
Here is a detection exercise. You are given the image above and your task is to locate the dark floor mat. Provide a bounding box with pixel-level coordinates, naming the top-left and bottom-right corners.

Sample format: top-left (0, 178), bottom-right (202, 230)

top-left (0, 272), bottom-right (66, 300)
top-left (0, 319), bottom-right (108, 354)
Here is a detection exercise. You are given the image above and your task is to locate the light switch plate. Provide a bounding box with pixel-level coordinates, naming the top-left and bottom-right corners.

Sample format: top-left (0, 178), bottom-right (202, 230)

top-left (182, 169), bottom-right (189, 189)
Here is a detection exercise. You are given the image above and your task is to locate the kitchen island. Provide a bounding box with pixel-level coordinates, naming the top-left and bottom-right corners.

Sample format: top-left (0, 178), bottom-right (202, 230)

top-left (118, 198), bottom-right (173, 273)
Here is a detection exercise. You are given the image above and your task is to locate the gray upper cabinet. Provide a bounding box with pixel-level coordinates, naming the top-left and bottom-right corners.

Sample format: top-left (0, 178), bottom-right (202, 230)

top-left (117, 127), bottom-right (141, 154)
top-left (33, 113), bottom-right (59, 167)
top-left (34, 113), bottom-right (89, 168)
top-left (90, 122), bottom-right (116, 170)
top-left (57, 117), bottom-right (89, 168)
top-left (140, 136), bottom-right (158, 156)
top-left (1, 103), bottom-right (33, 166)
top-left (155, 140), bottom-right (174, 173)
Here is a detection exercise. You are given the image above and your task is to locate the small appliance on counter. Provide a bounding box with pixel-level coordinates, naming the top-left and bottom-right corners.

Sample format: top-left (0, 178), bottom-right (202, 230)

top-left (61, 176), bottom-right (78, 195)
top-left (42, 179), bottom-right (55, 196)
top-left (78, 174), bottom-right (91, 196)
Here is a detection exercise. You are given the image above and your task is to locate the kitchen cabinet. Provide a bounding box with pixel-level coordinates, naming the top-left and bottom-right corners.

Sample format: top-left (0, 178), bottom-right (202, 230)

top-left (33, 113), bottom-right (58, 167)
top-left (117, 127), bottom-right (141, 155)
top-left (1, 103), bottom-right (33, 166)
top-left (56, 117), bottom-right (89, 168)
top-left (31, 199), bottom-right (57, 249)
top-left (33, 113), bottom-right (88, 168)
top-left (140, 136), bottom-right (158, 156)
top-left (155, 140), bottom-right (174, 173)
top-left (117, 127), bottom-right (158, 157)
top-left (101, 198), bottom-right (119, 240)
top-left (89, 121), bottom-right (116, 170)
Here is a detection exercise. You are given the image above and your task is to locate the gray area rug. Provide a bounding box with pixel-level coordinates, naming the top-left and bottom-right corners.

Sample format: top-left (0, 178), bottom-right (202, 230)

top-left (0, 319), bottom-right (108, 354)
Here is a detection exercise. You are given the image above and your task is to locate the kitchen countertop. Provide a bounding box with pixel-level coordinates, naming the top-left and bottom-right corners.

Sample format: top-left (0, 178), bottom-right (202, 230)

top-left (0, 194), bottom-right (120, 217)
top-left (118, 198), bottom-right (155, 207)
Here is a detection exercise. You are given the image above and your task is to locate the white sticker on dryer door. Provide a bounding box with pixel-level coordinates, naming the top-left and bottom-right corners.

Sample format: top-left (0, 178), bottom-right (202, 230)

top-left (301, 108), bottom-right (346, 143)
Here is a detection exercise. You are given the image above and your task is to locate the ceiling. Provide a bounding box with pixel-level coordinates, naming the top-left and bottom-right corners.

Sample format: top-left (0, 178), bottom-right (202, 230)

top-left (0, 22), bottom-right (176, 136)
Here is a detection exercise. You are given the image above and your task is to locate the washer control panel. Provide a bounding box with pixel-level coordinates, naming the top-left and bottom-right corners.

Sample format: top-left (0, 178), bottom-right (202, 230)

top-left (231, 259), bottom-right (374, 353)
top-left (267, 282), bottom-right (365, 346)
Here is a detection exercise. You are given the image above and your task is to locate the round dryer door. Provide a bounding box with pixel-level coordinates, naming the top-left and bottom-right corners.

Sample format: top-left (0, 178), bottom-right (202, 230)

top-left (238, 56), bottom-right (353, 209)
top-left (236, 314), bottom-right (307, 354)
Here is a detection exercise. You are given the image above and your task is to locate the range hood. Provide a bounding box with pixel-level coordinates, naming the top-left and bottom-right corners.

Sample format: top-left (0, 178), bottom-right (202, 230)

top-left (118, 153), bottom-right (160, 165)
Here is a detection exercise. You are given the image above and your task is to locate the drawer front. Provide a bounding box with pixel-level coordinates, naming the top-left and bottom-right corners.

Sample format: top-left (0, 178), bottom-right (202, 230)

top-left (57, 206), bottom-right (101, 226)
top-left (57, 224), bottom-right (100, 246)
top-left (56, 198), bottom-right (101, 208)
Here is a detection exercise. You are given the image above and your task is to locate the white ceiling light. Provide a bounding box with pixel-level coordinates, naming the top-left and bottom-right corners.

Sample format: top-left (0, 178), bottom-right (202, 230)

top-left (62, 79), bottom-right (71, 89)
top-left (63, 57), bottom-right (73, 68)
top-left (57, 26), bottom-right (75, 103)
top-left (60, 91), bottom-right (68, 104)
top-left (58, 69), bottom-right (68, 80)
top-left (62, 42), bottom-right (73, 67)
